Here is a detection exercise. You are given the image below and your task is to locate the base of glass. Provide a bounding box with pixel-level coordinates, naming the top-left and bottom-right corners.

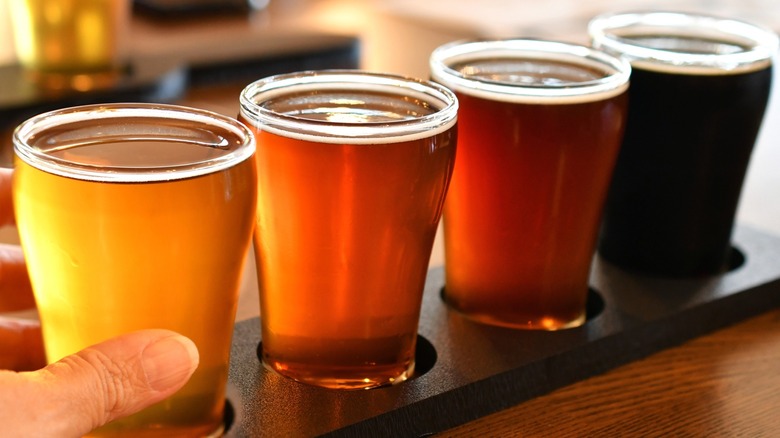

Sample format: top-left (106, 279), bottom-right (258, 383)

top-left (449, 308), bottom-right (586, 330)
top-left (442, 289), bottom-right (587, 331)
top-left (262, 358), bottom-right (415, 390)
top-left (86, 423), bottom-right (224, 438)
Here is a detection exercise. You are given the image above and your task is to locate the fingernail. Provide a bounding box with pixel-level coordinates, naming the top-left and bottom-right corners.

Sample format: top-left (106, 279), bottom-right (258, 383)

top-left (141, 335), bottom-right (200, 392)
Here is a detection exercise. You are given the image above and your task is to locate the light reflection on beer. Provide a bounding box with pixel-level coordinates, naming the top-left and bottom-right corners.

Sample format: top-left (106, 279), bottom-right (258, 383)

top-left (430, 40), bottom-right (630, 330)
top-left (240, 71), bottom-right (458, 389)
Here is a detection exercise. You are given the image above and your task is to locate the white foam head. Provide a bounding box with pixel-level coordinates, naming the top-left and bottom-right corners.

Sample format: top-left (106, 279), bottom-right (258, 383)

top-left (240, 70), bottom-right (459, 145)
top-left (589, 11), bottom-right (778, 75)
top-left (429, 39), bottom-right (631, 105)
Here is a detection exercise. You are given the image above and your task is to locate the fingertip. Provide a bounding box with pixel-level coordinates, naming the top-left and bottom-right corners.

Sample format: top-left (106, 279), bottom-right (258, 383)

top-left (0, 244), bottom-right (36, 313)
top-left (140, 332), bottom-right (200, 393)
top-left (34, 329), bottom-right (202, 435)
top-left (0, 167), bottom-right (13, 227)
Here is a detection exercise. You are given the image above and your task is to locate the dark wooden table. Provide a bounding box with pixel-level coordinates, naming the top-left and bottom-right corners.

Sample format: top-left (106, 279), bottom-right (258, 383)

top-left (442, 306), bottom-right (780, 436)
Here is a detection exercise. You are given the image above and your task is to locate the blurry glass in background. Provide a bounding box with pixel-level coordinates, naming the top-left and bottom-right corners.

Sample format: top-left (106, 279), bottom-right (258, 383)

top-left (7, 0), bottom-right (131, 90)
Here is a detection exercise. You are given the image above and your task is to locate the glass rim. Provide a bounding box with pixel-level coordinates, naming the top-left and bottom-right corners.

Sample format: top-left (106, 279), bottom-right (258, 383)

top-left (428, 38), bottom-right (632, 104)
top-left (588, 11), bottom-right (779, 73)
top-left (13, 103), bottom-right (256, 183)
top-left (238, 69), bottom-right (459, 145)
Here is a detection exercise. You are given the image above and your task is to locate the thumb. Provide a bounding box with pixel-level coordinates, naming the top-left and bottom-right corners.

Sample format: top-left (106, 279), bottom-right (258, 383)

top-left (0, 329), bottom-right (199, 438)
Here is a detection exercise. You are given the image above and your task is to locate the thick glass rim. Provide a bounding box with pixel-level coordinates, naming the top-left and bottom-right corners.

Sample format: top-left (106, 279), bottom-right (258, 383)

top-left (13, 103), bottom-right (256, 183)
top-left (429, 39), bottom-right (631, 104)
top-left (588, 11), bottom-right (779, 74)
top-left (239, 69), bottom-right (459, 144)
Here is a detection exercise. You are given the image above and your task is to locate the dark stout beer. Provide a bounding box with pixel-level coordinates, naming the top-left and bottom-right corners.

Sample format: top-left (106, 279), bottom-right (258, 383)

top-left (590, 13), bottom-right (777, 276)
top-left (599, 63), bottom-right (772, 275)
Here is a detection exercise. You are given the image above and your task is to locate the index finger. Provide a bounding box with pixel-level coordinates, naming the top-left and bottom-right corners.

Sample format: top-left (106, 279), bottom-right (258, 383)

top-left (0, 244), bottom-right (35, 312)
top-left (0, 168), bottom-right (13, 228)
top-left (0, 316), bottom-right (45, 371)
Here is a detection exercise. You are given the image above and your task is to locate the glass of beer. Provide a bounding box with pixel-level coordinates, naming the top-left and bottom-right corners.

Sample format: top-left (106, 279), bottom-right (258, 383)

top-left (12, 103), bottom-right (257, 436)
top-left (430, 39), bottom-right (630, 330)
top-left (589, 12), bottom-right (778, 277)
top-left (239, 70), bottom-right (458, 389)
top-left (8, 0), bottom-right (130, 89)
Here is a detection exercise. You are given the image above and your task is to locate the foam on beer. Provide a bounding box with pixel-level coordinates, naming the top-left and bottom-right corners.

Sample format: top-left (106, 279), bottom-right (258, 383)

top-left (589, 12), bottom-right (778, 76)
top-left (429, 39), bottom-right (631, 105)
top-left (240, 71), bottom-right (459, 145)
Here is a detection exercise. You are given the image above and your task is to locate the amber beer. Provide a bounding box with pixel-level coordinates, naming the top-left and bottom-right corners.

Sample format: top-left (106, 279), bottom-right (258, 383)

top-left (9, 0), bottom-right (129, 77)
top-left (590, 12), bottom-right (778, 277)
top-left (13, 104), bottom-right (257, 437)
top-left (430, 40), bottom-right (630, 330)
top-left (240, 71), bottom-right (458, 389)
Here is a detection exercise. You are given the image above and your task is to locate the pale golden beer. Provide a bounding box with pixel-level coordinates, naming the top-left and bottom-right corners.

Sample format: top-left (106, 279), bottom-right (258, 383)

top-left (13, 104), bottom-right (257, 437)
top-left (240, 71), bottom-right (458, 390)
top-left (8, 0), bottom-right (130, 84)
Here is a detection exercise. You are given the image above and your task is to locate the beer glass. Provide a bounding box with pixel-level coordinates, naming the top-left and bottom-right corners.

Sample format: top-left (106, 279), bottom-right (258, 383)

top-left (8, 0), bottom-right (130, 88)
top-left (430, 39), bottom-right (631, 330)
top-left (13, 103), bottom-right (257, 436)
top-left (240, 70), bottom-right (458, 389)
top-left (590, 12), bottom-right (778, 277)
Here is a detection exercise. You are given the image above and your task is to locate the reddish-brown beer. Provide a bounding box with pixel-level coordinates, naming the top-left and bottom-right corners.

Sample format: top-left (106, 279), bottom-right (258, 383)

top-left (430, 40), bottom-right (630, 330)
top-left (240, 72), bottom-right (457, 389)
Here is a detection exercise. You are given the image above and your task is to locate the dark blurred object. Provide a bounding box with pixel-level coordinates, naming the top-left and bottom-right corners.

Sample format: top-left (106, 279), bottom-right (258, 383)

top-left (134, 0), bottom-right (269, 16)
top-left (0, 57), bottom-right (187, 135)
top-left (0, 33), bottom-right (358, 162)
top-left (187, 35), bottom-right (359, 87)
top-left (0, 34), bottom-right (357, 123)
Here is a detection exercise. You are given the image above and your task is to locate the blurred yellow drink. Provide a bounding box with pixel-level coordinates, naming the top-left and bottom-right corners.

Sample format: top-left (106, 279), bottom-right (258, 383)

top-left (9, 0), bottom-right (129, 76)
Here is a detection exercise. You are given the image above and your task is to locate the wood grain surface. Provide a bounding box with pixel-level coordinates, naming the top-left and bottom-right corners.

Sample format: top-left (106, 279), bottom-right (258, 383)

top-left (441, 307), bottom-right (780, 436)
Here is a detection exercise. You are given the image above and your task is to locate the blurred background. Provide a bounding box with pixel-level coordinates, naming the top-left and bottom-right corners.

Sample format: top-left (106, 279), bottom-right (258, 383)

top-left (0, 0), bottom-right (779, 241)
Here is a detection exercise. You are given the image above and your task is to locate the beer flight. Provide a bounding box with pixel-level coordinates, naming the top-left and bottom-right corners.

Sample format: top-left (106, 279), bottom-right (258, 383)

top-left (9, 10), bottom-right (777, 437)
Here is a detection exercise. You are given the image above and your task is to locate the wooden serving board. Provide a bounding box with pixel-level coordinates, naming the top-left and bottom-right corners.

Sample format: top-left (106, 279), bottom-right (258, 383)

top-left (225, 224), bottom-right (780, 437)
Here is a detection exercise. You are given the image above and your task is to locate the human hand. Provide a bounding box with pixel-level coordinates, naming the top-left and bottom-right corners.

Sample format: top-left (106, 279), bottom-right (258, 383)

top-left (0, 168), bottom-right (200, 437)
top-left (0, 330), bottom-right (200, 437)
top-left (0, 167), bottom-right (43, 371)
